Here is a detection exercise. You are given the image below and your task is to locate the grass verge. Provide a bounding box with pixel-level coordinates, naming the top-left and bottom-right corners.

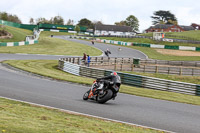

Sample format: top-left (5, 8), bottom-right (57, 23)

top-left (0, 25), bottom-right (33, 42)
top-left (129, 46), bottom-right (200, 61)
top-left (3, 60), bottom-right (200, 106)
top-left (0, 31), bottom-right (102, 56)
top-left (98, 36), bottom-right (200, 47)
top-left (0, 97), bottom-right (160, 133)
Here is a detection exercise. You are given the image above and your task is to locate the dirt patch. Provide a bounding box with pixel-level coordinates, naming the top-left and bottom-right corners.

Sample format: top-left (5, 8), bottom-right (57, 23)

top-left (156, 49), bottom-right (200, 56)
top-left (0, 30), bottom-right (12, 39)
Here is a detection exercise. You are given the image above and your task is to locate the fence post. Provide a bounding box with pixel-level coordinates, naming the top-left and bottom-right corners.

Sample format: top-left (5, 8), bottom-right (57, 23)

top-left (114, 63), bottom-right (117, 71)
top-left (192, 68), bottom-right (194, 76)
top-left (101, 57), bottom-right (103, 64)
top-left (179, 67), bottom-right (182, 75)
top-left (131, 64), bottom-right (134, 71)
top-left (156, 66), bottom-right (158, 73)
top-left (168, 67), bottom-right (170, 74)
top-left (78, 57), bottom-right (80, 65)
top-left (144, 65), bottom-right (146, 73)
top-left (73, 58), bottom-right (75, 63)
top-left (120, 64), bottom-right (123, 71)
top-left (95, 57), bottom-right (97, 63)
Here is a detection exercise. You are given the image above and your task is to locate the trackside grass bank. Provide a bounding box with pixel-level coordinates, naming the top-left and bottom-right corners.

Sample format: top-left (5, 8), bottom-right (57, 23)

top-left (0, 98), bottom-right (161, 133)
top-left (0, 25), bottom-right (33, 42)
top-left (0, 31), bottom-right (102, 56)
top-left (3, 60), bottom-right (200, 106)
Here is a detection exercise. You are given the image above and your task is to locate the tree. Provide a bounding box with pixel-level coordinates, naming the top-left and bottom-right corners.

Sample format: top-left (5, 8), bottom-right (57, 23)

top-left (74, 25), bottom-right (80, 33)
top-left (0, 12), bottom-right (22, 24)
top-left (93, 20), bottom-right (103, 25)
top-left (115, 20), bottom-right (126, 26)
top-left (151, 10), bottom-right (177, 25)
top-left (29, 18), bottom-right (34, 24)
top-left (78, 18), bottom-right (93, 28)
top-left (66, 19), bottom-right (74, 25)
top-left (125, 15), bottom-right (139, 31)
top-left (36, 17), bottom-right (50, 24)
top-left (50, 15), bottom-right (64, 25)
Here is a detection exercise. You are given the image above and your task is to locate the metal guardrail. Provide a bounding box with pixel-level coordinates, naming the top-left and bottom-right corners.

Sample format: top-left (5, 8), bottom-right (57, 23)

top-left (58, 59), bottom-right (200, 96)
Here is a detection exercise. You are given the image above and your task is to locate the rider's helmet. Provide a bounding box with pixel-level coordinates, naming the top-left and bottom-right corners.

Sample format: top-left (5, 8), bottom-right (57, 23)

top-left (111, 72), bottom-right (117, 76)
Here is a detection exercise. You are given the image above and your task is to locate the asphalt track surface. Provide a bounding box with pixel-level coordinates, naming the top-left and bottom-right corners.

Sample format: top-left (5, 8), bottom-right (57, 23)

top-left (54, 35), bottom-right (148, 59)
top-left (0, 38), bottom-right (200, 133)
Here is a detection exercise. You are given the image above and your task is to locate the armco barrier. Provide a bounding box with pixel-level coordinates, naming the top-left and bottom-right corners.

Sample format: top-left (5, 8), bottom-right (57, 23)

top-left (70, 35), bottom-right (200, 51)
top-left (58, 59), bottom-right (200, 96)
top-left (0, 40), bottom-right (38, 46)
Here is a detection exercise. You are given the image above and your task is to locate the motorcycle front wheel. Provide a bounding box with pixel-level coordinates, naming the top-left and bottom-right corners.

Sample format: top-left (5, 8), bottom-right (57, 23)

top-left (83, 90), bottom-right (90, 100)
top-left (97, 89), bottom-right (113, 104)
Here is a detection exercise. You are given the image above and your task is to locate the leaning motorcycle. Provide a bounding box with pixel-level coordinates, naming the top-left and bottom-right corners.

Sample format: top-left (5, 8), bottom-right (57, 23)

top-left (83, 80), bottom-right (120, 104)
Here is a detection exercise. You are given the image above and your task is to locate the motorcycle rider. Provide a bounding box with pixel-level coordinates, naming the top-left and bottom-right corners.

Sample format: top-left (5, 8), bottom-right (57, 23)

top-left (95, 72), bottom-right (121, 94)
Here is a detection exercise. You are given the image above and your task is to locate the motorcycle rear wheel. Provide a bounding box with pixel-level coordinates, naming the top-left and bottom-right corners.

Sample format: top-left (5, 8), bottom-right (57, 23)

top-left (97, 89), bottom-right (113, 104)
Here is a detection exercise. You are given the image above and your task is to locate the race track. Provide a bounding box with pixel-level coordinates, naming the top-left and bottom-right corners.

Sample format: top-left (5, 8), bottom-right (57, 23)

top-left (0, 37), bottom-right (200, 133)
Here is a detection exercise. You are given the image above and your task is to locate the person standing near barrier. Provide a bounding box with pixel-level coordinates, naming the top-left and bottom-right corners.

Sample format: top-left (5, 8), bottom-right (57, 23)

top-left (87, 55), bottom-right (91, 67)
top-left (82, 53), bottom-right (87, 65)
top-left (91, 40), bottom-right (94, 45)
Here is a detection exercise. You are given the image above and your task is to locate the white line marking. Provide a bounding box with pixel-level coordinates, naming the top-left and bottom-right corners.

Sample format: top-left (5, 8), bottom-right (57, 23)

top-left (0, 96), bottom-right (175, 133)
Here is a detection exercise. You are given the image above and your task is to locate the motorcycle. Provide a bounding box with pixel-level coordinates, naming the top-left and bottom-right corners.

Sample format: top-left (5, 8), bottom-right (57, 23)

top-left (104, 50), bottom-right (111, 57)
top-left (83, 80), bottom-right (120, 104)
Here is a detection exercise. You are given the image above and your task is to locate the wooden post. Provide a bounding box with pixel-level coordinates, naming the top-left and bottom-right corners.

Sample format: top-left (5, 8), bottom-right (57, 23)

top-left (73, 58), bottom-right (75, 63)
top-left (192, 68), bottom-right (194, 76)
top-left (179, 67), bottom-right (182, 75)
top-left (144, 65), bottom-right (146, 73)
top-left (78, 57), bottom-right (80, 65)
top-left (168, 67), bottom-right (170, 74)
top-left (95, 57), bottom-right (97, 63)
top-left (131, 64), bottom-right (134, 71)
top-left (114, 63), bottom-right (117, 71)
top-left (128, 58), bottom-right (130, 63)
top-left (120, 64), bottom-right (123, 71)
top-left (156, 66), bottom-right (158, 73)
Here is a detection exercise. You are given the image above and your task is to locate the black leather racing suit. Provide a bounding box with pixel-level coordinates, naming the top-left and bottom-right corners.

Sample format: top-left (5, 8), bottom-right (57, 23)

top-left (97, 75), bottom-right (121, 91)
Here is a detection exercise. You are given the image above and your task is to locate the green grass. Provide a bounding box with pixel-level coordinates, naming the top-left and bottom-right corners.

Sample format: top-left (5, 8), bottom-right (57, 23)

top-left (140, 30), bottom-right (200, 41)
top-left (0, 98), bottom-right (160, 133)
top-left (0, 31), bottom-right (102, 56)
top-left (165, 30), bottom-right (200, 41)
top-left (130, 46), bottom-right (200, 61)
top-left (0, 25), bottom-right (33, 42)
top-left (3, 60), bottom-right (200, 106)
top-left (99, 33), bottom-right (200, 47)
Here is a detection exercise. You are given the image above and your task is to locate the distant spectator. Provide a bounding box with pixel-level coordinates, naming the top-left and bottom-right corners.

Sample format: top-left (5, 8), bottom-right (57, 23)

top-left (91, 40), bottom-right (94, 45)
top-left (87, 55), bottom-right (91, 67)
top-left (81, 53), bottom-right (87, 65)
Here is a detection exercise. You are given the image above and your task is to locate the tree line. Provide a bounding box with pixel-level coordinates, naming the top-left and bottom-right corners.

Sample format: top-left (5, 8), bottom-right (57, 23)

top-left (0, 10), bottom-right (178, 32)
